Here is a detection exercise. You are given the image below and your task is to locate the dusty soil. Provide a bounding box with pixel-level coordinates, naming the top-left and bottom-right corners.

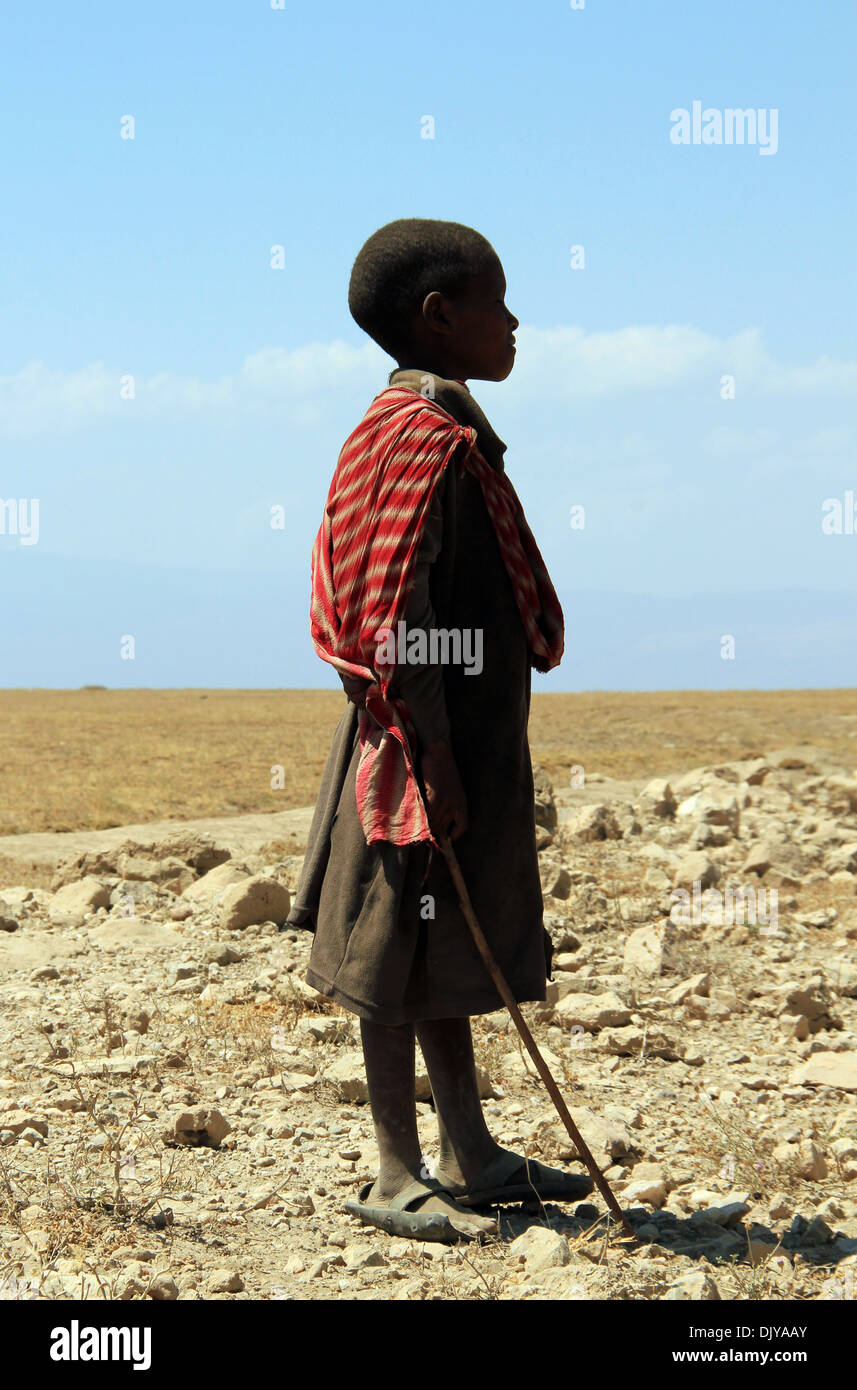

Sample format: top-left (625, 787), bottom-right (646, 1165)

top-left (2, 730), bottom-right (857, 1302)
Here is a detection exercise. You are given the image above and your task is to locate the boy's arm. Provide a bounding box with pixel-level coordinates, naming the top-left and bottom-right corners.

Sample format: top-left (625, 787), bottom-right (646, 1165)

top-left (338, 468), bottom-right (467, 839)
top-left (390, 481), bottom-right (450, 745)
top-left (334, 486), bottom-right (448, 723)
top-left (390, 474), bottom-right (468, 839)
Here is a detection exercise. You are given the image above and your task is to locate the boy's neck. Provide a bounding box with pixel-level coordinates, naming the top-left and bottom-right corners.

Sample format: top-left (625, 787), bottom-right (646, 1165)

top-left (390, 366), bottom-right (470, 392)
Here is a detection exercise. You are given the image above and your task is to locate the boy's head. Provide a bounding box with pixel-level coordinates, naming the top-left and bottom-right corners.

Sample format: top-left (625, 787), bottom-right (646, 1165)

top-left (348, 218), bottom-right (518, 382)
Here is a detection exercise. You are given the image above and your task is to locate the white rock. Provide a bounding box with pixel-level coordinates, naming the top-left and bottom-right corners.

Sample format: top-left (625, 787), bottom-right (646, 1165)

top-left (509, 1227), bottom-right (571, 1272)
top-left (795, 1139), bottom-right (828, 1180)
top-left (667, 973), bottom-right (711, 1004)
top-left (48, 877), bottom-right (111, 927)
top-left (600, 1026), bottom-right (679, 1060)
top-left (563, 805), bottom-right (622, 842)
top-left (565, 1107), bottom-right (633, 1167)
top-left (502, 1045), bottom-right (563, 1080)
top-left (205, 1269), bottom-right (245, 1293)
top-left (662, 1271), bottom-right (721, 1301)
top-left (672, 852), bottom-right (719, 890)
top-left (148, 1273), bottom-right (180, 1300)
top-left (743, 841), bottom-right (776, 876)
top-left (825, 843), bottom-right (857, 875)
top-left (219, 875), bottom-right (291, 931)
top-left (623, 923), bottom-right (678, 979)
top-left (167, 1108), bottom-right (232, 1148)
top-left (182, 861), bottom-right (252, 906)
top-left (676, 789), bottom-right (740, 834)
top-left (639, 779), bottom-right (677, 818)
top-left (554, 990), bottom-right (632, 1031)
top-left (89, 918), bottom-right (180, 950)
top-left (622, 1177), bottom-right (667, 1208)
top-left (830, 960), bottom-right (857, 998)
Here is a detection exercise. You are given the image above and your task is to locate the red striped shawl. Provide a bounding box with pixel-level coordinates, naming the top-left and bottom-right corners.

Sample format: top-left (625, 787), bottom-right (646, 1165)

top-left (310, 385), bottom-right (564, 846)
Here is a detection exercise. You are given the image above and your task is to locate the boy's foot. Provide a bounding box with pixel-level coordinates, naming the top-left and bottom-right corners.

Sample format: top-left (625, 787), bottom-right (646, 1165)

top-left (344, 1176), bottom-right (498, 1243)
top-left (432, 1147), bottom-right (595, 1208)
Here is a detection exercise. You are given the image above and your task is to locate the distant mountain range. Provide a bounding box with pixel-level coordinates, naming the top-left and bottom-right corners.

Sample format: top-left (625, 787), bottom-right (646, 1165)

top-left (4, 552), bottom-right (855, 690)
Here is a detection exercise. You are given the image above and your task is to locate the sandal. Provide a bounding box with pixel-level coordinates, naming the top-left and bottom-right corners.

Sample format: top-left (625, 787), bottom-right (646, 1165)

top-left (344, 1177), bottom-right (494, 1243)
top-left (433, 1150), bottom-right (595, 1208)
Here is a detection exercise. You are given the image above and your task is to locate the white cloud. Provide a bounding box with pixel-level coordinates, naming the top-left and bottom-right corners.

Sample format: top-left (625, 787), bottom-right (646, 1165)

top-left (1, 326), bottom-right (855, 439)
top-left (501, 326), bottom-right (857, 401)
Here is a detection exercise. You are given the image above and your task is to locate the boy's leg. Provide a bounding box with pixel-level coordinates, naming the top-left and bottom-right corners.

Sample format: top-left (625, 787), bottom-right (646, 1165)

top-left (360, 1019), bottom-right (497, 1234)
top-left (360, 1018), bottom-right (421, 1198)
top-left (414, 1017), bottom-right (503, 1185)
top-left (417, 1017), bottom-right (589, 1198)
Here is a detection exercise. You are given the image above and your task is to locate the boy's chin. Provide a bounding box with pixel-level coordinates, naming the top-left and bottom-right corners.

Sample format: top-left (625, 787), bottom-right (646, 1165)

top-left (468, 356), bottom-right (516, 383)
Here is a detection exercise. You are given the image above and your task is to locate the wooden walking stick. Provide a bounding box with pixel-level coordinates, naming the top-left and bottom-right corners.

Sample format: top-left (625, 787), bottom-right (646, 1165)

top-left (439, 834), bottom-right (636, 1242)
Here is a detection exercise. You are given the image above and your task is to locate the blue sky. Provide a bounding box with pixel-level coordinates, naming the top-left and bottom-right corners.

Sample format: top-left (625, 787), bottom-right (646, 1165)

top-left (3, 0), bottom-right (856, 689)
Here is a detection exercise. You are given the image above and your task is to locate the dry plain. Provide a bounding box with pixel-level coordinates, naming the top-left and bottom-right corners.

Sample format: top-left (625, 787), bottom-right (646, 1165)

top-left (1, 688), bottom-right (857, 1302)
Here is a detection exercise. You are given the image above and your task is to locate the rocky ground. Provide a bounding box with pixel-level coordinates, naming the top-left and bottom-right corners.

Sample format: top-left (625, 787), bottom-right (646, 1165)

top-left (1, 742), bottom-right (857, 1302)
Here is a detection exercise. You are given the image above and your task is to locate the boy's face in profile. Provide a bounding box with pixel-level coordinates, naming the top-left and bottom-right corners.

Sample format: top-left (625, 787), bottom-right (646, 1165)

top-left (416, 257), bottom-right (519, 383)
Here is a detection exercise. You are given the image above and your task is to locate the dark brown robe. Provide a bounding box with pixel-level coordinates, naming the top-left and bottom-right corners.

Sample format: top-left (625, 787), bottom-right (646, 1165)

top-left (287, 369), bottom-right (551, 1024)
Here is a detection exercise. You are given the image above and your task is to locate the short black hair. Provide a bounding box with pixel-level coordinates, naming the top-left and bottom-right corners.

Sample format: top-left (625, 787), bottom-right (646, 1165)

top-left (348, 218), bottom-right (499, 359)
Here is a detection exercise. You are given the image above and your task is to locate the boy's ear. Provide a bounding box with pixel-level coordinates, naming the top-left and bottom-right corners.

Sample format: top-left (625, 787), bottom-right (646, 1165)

top-left (421, 290), bottom-right (453, 336)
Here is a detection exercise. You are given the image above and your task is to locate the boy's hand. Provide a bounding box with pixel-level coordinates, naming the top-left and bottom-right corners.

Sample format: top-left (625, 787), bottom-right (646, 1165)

top-left (340, 674), bottom-right (370, 708)
top-left (421, 739), bottom-right (468, 840)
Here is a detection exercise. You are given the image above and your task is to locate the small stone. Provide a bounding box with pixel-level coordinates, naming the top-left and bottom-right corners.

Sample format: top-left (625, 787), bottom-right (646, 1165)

top-left (48, 877), bottom-right (111, 927)
top-left (220, 875), bottom-right (291, 931)
top-left (206, 1269), bottom-right (245, 1293)
top-left (182, 861), bottom-right (251, 906)
top-left (564, 805), bottom-right (622, 843)
top-left (509, 1227), bottom-right (571, 1272)
top-left (309, 1254), bottom-right (345, 1278)
top-left (795, 1139), bottom-right (828, 1181)
top-left (344, 1246), bottom-right (388, 1270)
top-left (147, 1273), bottom-right (179, 1300)
top-left (622, 1178), bottom-right (667, 1208)
top-left (0, 1111), bottom-right (48, 1138)
top-left (667, 973), bottom-right (711, 1005)
top-left (779, 1013), bottom-right (811, 1042)
top-left (166, 1107), bottom-right (232, 1148)
top-left (802, 1216), bottom-right (834, 1245)
top-left (768, 1191), bottom-right (792, 1220)
top-left (662, 1271), bottom-right (721, 1301)
top-left (599, 1025), bottom-right (679, 1060)
top-left (635, 1223), bottom-right (661, 1242)
top-left (541, 864), bottom-right (572, 900)
top-left (743, 842), bottom-right (775, 877)
top-left (791, 1053), bottom-right (857, 1092)
top-left (553, 951), bottom-right (581, 972)
top-left (623, 923), bottom-right (679, 980)
top-left (554, 991), bottom-right (632, 1031)
top-left (693, 1200), bottom-right (750, 1227)
top-left (672, 851), bottom-right (719, 891)
top-left (639, 779), bottom-right (677, 818)
top-left (825, 843), bottom-right (857, 875)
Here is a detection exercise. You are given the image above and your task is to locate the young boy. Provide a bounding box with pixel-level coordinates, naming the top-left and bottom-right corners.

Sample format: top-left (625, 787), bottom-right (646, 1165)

top-left (286, 218), bottom-right (592, 1241)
